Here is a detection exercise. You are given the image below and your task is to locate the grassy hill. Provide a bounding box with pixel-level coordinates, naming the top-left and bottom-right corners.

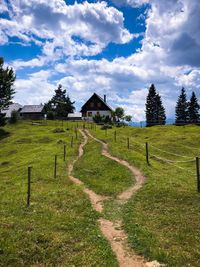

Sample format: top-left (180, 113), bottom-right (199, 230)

top-left (90, 124), bottom-right (200, 267)
top-left (0, 121), bottom-right (118, 267)
top-left (1, 121), bottom-right (200, 267)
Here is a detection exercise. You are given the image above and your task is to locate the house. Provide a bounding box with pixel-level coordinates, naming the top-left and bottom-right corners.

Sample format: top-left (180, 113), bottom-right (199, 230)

top-left (80, 93), bottom-right (112, 121)
top-left (3, 103), bottom-right (22, 118)
top-left (68, 112), bottom-right (82, 121)
top-left (20, 105), bottom-right (45, 120)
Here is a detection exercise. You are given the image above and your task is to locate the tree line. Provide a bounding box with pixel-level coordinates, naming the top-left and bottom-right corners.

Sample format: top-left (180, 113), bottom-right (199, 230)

top-left (145, 84), bottom-right (200, 126)
top-left (0, 57), bottom-right (200, 127)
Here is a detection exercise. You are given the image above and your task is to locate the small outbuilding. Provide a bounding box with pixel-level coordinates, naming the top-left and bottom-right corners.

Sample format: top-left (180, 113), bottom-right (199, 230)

top-left (20, 105), bottom-right (45, 120)
top-left (68, 112), bottom-right (82, 121)
top-left (80, 93), bottom-right (112, 121)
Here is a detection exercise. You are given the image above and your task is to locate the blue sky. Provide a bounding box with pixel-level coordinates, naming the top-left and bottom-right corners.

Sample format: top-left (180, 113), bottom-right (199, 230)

top-left (1, 0), bottom-right (200, 121)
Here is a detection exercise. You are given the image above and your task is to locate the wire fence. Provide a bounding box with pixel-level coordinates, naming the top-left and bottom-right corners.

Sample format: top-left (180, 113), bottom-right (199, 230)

top-left (95, 126), bottom-right (200, 192)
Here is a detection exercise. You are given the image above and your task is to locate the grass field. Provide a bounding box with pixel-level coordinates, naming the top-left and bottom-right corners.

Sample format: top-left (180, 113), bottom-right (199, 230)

top-left (0, 121), bottom-right (118, 267)
top-left (2, 120), bottom-right (200, 267)
top-left (73, 138), bottom-right (133, 196)
top-left (90, 124), bottom-right (200, 267)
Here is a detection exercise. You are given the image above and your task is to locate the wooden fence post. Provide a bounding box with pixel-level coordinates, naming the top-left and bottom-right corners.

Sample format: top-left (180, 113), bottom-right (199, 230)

top-left (146, 142), bottom-right (149, 165)
top-left (27, 166), bottom-right (32, 207)
top-left (114, 130), bottom-right (117, 142)
top-left (127, 137), bottom-right (130, 149)
top-left (54, 155), bottom-right (57, 178)
top-left (196, 157), bottom-right (200, 192)
top-left (64, 145), bottom-right (66, 161)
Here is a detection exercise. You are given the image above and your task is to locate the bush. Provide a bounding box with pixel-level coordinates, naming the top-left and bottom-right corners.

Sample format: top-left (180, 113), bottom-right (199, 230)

top-left (0, 113), bottom-right (6, 127)
top-left (93, 114), bottom-right (102, 123)
top-left (116, 122), bottom-right (126, 127)
top-left (9, 110), bottom-right (18, 124)
top-left (93, 114), bottom-right (112, 124)
top-left (101, 124), bottom-right (112, 130)
top-left (47, 111), bottom-right (55, 120)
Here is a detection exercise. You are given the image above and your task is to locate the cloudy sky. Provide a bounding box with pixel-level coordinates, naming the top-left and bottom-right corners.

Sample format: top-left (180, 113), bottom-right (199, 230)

top-left (1, 0), bottom-right (200, 121)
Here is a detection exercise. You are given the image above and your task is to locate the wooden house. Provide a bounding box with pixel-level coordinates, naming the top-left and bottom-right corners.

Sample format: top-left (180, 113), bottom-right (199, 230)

top-left (20, 105), bottom-right (45, 120)
top-left (81, 93), bottom-right (112, 121)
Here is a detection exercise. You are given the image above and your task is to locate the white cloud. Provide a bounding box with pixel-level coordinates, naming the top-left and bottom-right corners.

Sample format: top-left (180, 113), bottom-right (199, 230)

top-left (3, 0), bottom-right (200, 121)
top-left (14, 70), bottom-right (55, 105)
top-left (1, 0), bottom-right (133, 57)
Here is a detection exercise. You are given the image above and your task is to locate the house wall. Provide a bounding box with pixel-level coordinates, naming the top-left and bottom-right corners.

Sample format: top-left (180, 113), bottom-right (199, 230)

top-left (20, 113), bottom-right (44, 120)
top-left (83, 110), bottom-right (111, 121)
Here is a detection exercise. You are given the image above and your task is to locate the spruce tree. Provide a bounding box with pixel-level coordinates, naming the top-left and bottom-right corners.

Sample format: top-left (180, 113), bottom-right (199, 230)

top-left (188, 92), bottom-right (199, 124)
top-left (175, 87), bottom-right (188, 125)
top-left (44, 84), bottom-right (75, 118)
top-left (155, 94), bottom-right (166, 125)
top-left (145, 84), bottom-right (166, 126)
top-left (145, 84), bottom-right (157, 127)
top-left (0, 57), bottom-right (16, 126)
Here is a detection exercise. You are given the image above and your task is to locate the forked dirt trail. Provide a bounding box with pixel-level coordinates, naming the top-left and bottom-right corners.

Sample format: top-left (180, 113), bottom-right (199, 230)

top-left (68, 129), bottom-right (163, 267)
top-left (85, 130), bottom-right (146, 201)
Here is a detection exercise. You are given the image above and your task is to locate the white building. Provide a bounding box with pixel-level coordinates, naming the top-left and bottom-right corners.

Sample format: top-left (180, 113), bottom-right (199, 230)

top-left (81, 93), bottom-right (112, 121)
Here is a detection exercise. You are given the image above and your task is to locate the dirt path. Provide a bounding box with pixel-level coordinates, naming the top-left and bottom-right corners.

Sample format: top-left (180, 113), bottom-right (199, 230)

top-left (85, 130), bottom-right (146, 201)
top-left (68, 129), bottom-right (109, 212)
top-left (68, 129), bottom-right (163, 267)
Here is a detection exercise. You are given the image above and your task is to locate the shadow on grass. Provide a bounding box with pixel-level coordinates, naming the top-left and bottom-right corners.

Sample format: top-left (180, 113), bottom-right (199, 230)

top-left (0, 128), bottom-right (10, 141)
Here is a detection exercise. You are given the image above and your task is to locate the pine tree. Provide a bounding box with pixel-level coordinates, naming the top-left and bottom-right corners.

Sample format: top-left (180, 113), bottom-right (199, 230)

top-left (145, 84), bottom-right (157, 127)
top-left (145, 84), bottom-right (166, 126)
top-left (0, 57), bottom-right (16, 126)
top-left (44, 84), bottom-right (75, 118)
top-left (155, 94), bottom-right (166, 125)
top-left (188, 92), bottom-right (199, 124)
top-left (175, 87), bottom-right (188, 125)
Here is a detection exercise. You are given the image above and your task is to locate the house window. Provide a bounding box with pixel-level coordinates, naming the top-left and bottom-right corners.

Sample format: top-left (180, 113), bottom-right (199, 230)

top-left (88, 112), bottom-right (92, 117)
top-left (90, 102), bottom-right (94, 108)
top-left (97, 102), bottom-right (101, 108)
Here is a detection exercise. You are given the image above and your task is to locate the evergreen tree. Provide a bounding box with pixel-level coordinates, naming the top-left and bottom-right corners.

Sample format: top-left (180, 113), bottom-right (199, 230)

top-left (145, 84), bottom-right (157, 126)
top-left (155, 94), bottom-right (166, 125)
top-left (145, 84), bottom-right (166, 126)
top-left (188, 92), bottom-right (199, 124)
top-left (44, 84), bottom-right (75, 118)
top-left (0, 57), bottom-right (16, 126)
top-left (175, 87), bottom-right (188, 125)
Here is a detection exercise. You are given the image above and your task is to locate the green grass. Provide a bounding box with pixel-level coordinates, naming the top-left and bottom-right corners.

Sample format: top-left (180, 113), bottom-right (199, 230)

top-left (90, 124), bottom-right (200, 267)
top-left (0, 121), bottom-right (118, 267)
top-left (73, 137), bottom-right (133, 196)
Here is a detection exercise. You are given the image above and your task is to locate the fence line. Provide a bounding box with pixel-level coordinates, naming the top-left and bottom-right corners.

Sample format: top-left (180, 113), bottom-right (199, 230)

top-left (150, 144), bottom-right (194, 159)
top-left (149, 153), bottom-right (196, 164)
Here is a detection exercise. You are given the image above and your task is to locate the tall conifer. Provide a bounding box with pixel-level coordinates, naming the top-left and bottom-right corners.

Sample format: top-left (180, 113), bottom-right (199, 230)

top-left (188, 92), bottom-right (199, 124)
top-left (145, 84), bottom-right (166, 126)
top-left (0, 57), bottom-right (16, 126)
top-left (175, 87), bottom-right (188, 125)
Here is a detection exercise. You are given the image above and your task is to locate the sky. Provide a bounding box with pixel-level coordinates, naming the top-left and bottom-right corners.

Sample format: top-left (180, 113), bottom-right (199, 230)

top-left (0, 0), bottom-right (200, 121)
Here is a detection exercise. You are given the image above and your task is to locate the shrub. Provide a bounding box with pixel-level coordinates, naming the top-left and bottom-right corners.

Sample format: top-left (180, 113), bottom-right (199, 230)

top-left (0, 113), bottom-right (6, 126)
top-left (101, 124), bottom-right (112, 130)
top-left (93, 114), bottom-right (102, 123)
top-left (47, 111), bottom-right (55, 120)
top-left (9, 110), bottom-right (18, 124)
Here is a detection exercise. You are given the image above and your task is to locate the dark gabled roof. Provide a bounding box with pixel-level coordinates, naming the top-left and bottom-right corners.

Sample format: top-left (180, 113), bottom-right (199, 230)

top-left (81, 93), bottom-right (112, 111)
top-left (20, 105), bottom-right (44, 113)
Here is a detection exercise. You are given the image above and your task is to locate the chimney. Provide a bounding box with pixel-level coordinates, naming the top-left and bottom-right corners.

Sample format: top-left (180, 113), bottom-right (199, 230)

top-left (104, 94), bottom-right (106, 102)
